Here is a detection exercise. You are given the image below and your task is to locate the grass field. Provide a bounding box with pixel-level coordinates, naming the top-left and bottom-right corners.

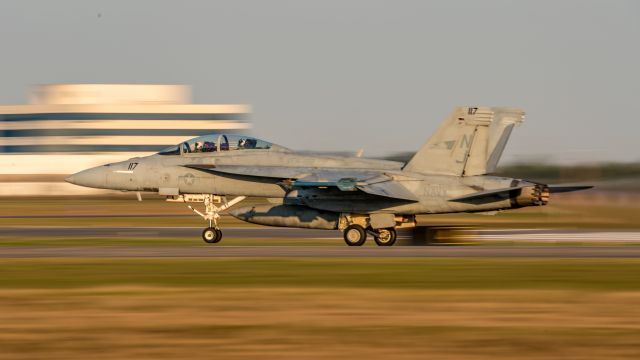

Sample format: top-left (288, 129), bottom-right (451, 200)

top-left (1, 258), bottom-right (640, 359)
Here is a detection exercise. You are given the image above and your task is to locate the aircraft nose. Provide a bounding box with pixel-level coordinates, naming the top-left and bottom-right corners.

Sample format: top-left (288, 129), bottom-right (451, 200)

top-left (65, 166), bottom-right (108, 189)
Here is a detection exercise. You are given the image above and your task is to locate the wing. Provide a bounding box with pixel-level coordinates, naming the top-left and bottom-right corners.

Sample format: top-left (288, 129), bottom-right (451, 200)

top-left (356, 180), bottom-right (420, 201)
top-left (293, 172), bottom-right (419, 202)
top-left (184, 164), bottom-right (309, 179)
top-left (185, 164), bottom-right (418, 202)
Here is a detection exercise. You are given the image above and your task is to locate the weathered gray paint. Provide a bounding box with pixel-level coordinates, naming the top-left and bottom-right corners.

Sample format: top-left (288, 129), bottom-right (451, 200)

top-left (66, 107), bottom-right (583, 231)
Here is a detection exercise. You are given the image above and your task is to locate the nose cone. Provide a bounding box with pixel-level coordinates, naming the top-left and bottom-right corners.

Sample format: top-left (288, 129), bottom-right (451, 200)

top-left (65, 166), bottom-right (108, 189)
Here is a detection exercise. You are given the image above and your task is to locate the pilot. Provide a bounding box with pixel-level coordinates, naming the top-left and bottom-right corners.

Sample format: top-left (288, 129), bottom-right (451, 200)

top-left (238, 138), bottom-right (246, 149)
top-left (203, 141), bottom-right (214, 152)
top-left (182, 142), bottom-right (191, 153)
top-left (194, 142), bottom-right (202, 152)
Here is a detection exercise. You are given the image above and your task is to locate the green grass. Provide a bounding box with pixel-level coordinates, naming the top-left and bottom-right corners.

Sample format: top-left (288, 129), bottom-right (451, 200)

top-left (2, 258), bottom-right (640, 291)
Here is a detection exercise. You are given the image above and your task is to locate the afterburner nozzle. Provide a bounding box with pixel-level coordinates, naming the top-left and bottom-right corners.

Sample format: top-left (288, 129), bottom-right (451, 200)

top-left (515, 184), bottom-right (550, 206)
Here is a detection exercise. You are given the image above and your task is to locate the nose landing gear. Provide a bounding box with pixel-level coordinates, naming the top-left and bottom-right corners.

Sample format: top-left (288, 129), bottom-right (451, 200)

top-left (167, 194), bottom-right (246, 244)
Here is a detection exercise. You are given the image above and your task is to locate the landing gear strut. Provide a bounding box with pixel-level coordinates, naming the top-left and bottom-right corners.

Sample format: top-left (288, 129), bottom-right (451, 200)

top-left (167, 194), bottom-right (245, 244)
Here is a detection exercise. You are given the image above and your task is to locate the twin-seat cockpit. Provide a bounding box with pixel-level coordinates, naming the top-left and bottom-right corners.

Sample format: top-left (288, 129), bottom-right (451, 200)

top-left (158, 134), bottom-right (282, 156)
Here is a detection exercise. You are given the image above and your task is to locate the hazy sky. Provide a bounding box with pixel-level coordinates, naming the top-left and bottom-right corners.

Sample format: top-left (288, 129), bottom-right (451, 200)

top-left (1, 0), bottom-right (638, 163)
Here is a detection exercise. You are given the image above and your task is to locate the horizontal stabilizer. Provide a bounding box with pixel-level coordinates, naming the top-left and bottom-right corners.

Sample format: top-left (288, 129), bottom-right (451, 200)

top-left (448, 186), bottom-right (522, 202)
top-left (548, 185), bottom-right (593, 193)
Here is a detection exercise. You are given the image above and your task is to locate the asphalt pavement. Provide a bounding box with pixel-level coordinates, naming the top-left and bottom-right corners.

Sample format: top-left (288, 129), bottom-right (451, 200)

top-left (2, 226), bottom-right (640, 241)
top-left (1, 226), bottom-right (640, 258)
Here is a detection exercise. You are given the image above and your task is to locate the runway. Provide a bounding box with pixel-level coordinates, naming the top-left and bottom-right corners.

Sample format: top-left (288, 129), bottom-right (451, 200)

top-left (1, 226), bottom-right (640, 242)
top-left (2, 245), bottom-right (640, 258)
top-left (2, 226), bottom-right (640, 258)
top-left (0, 226), bottom-right (335, 239)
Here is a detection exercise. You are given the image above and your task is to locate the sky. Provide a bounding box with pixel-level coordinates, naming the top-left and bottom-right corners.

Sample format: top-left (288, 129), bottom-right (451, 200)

top-left (0, 0), bottom-right (638, 163)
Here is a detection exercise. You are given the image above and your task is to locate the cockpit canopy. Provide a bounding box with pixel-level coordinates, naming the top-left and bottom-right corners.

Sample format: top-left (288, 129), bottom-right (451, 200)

top-left (158, 134), bottom-right (279, 155)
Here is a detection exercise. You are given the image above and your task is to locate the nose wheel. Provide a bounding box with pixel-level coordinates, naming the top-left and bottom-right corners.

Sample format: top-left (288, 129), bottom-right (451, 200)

top-left (202, 227), bottom-right (222, 243)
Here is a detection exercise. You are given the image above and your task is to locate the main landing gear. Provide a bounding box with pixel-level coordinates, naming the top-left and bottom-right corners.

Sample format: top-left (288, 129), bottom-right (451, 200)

top-left (340, 213), bottom-right (413, 247)
top-left (342, 224), bottom-right (398, 247)
top-left (343, 224), bottom-right (367, 246)
top-left (373, 227), bottom-right (397, 246)
top-left (167, 194), bottom-right (245, 244)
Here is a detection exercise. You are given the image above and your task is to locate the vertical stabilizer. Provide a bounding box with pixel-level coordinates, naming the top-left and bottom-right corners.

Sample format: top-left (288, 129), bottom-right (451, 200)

top-left (403, 107), bottom-right (524, 176)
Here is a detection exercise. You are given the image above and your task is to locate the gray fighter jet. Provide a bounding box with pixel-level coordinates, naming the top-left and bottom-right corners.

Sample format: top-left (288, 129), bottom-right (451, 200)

top-left (66, 106), bottom-right (591, 246)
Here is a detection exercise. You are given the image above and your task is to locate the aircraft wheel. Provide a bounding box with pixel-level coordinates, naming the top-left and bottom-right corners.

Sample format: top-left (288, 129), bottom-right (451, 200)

top-left (343, 224), bottom-right (366, 246)
top-left (374, 228), bottom-right (397, 246)
top-left (202, 227), bottom-right (222, 244)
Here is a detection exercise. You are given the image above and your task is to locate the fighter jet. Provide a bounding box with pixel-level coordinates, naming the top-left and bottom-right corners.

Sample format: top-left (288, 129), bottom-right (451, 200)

top-left (66, 106), bottom-right (591, 246)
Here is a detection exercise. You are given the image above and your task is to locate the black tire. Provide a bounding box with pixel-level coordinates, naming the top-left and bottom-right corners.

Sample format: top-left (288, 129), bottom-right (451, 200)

top-left (374, 228), bottom-right (397, 246)
top-left (202, 227), bottom-right (222, 244)
top-left (343, 224), bottom-right (366, 246)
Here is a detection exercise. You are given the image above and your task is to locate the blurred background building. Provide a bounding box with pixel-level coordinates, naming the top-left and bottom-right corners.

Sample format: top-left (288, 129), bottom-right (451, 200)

top-left (0, 84), bottom-right (251, 195)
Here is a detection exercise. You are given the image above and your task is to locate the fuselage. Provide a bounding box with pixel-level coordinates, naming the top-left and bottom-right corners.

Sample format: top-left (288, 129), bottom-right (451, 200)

top-left (63, 109), bottom-right (586, 246)
top-left (66, 149), bottom-right (540, 215)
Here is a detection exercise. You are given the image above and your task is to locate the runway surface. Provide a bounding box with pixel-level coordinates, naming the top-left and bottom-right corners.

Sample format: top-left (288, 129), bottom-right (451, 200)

top-left (1, 226), bottom-right (640, 242)
top-left (0, 226), bottom-right (335, 239)
top-left (2, 245), bottom-right (640, 258)
top-left (1, 226), bottom-right (640, 258)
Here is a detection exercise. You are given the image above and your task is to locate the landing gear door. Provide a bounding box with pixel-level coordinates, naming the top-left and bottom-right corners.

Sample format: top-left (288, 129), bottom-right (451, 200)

top-left (370, 213), bottom-right (395, 229)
